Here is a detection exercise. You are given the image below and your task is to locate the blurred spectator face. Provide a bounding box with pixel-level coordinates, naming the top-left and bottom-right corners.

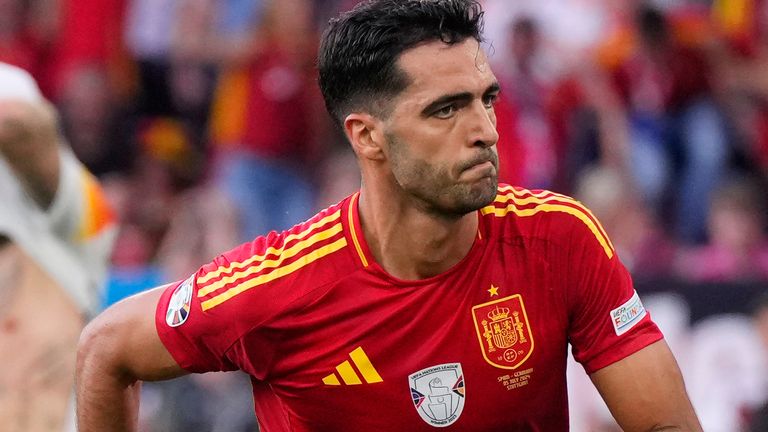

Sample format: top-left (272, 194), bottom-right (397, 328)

top-left (510, 17), bottom-right (539, 66)
top-left (59, 64), bottom-right (112, 164)
top-left (636, 4), bottom-right (670, 52)
top-left (0, 0), bottom-right (23, 37)
top-left (264, 0), bottom-right (312, 44)
top-left (111, 223), bottom-right (153, 267)
top-left (709, 206), bottom-right (762, 251)
top-left (61, 65), bottom-right (111, 124)
top-left (708, 179), bottom-right (765, 252)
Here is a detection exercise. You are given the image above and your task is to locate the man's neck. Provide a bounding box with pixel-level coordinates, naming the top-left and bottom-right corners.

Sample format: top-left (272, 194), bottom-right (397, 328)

top-left (357, 189), bottom-right (479, 280)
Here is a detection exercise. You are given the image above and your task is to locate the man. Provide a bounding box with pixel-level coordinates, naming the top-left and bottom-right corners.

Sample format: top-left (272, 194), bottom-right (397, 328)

top-left (76, 1), bottom-right (702, 430)
top-left (0, 62), bottom-right (117, 430)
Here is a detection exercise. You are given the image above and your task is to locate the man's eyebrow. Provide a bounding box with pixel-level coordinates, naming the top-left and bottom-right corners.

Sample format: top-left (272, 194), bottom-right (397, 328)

top-left (420, 82), bottom-right (501, 116)
top-left (420, 92), bottom-right (473, 116)
top-left (486, 81), bottom-right (501, 95)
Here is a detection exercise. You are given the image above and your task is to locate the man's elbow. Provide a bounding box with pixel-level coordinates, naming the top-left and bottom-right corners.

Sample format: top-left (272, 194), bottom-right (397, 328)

top-left (76, 313), bottom-right (135, 387)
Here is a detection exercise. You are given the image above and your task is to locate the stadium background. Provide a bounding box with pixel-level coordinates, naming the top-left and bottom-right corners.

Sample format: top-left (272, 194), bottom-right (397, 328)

top-left (3, 0), bottom-right (768, 430)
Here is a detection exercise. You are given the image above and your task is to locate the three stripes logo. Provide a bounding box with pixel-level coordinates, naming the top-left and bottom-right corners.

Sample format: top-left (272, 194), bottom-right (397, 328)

top-left (322, 347), bottom-right (383, 386)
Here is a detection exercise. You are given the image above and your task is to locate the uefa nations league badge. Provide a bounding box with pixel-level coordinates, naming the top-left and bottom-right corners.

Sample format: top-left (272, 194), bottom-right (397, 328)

top-left (409, 363), bottom-right (465, 427)
top-left (166, 275), bottom-right (194, 327)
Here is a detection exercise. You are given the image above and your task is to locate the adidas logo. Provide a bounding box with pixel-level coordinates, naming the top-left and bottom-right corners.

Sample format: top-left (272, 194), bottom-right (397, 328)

top-left (322, 346), bottom-right (383, 385)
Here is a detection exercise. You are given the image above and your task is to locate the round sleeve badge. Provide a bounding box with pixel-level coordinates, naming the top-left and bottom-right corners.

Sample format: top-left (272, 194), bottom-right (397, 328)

top-left (166, 275), bottom-right (195, 327)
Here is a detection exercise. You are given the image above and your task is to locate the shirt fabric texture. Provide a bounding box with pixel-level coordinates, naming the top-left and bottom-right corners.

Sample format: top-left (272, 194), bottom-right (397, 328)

top-left (156, 184), bottom-right (662, 431)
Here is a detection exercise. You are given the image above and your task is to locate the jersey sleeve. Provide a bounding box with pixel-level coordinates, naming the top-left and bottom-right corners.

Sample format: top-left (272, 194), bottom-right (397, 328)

top-left (563, 207), bottom-right (663, 374)
top-left (155, 270), bottom-right (240, 373)
top-left (154, 233), bottom-right (298, 375)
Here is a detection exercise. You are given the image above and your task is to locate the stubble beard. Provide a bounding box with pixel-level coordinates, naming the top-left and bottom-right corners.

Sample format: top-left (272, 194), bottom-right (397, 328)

top-left (388, 134), bottom-right (498, 219)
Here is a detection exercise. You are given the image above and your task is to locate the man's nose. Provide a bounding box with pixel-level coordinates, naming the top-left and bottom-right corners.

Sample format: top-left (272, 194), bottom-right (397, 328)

top-left (468, 102), bottom-right (499, 148)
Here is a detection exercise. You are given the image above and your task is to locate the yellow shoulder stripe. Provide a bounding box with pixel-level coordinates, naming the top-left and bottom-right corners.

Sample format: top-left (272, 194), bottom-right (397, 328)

top-left (197, 210), bottom-right (341, 285)
top-left (201, 237), bottom-right (348, 310)
top-left (497, 184), bottom-right (574, 202)
top-left (494, 187), bottom-right (613, 250)
top-left (198, 223), bottom-right (344, 297)
top-left (496, 186), bottom-right (570, 205)
top-left (482, 190), bottom-right (614, 258)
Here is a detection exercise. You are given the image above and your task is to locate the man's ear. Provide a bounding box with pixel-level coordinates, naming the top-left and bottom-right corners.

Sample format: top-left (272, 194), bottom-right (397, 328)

top-left (344, 113), bottom-right (386, 161)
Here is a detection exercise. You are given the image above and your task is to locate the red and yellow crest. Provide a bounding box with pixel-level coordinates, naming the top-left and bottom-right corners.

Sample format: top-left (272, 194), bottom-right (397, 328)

top-left (471, 294), bottom-right (534, 369)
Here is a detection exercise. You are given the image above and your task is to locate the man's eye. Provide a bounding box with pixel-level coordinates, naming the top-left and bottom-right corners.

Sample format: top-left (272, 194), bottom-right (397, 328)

top-left (434, 105), bottom-right (456, 118)
top-left (483, 93), bottom-right (499, 108)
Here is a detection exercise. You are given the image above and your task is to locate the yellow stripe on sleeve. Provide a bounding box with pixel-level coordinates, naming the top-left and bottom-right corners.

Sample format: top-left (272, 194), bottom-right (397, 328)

top-left (197, 210), bottom-right (341, 285)
top-left (198, 223), bottom-right (343, 297)
top-left (201, 238), bottom-right (347, 310)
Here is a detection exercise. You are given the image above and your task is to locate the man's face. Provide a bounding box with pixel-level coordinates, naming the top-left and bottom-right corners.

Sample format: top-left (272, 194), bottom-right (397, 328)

top-left (380, 38), bottom-right (500, 217)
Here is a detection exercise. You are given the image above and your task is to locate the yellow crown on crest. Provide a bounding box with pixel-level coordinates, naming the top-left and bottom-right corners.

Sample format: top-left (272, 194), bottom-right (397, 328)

top-left (487, 305), bottom-right (510, 321)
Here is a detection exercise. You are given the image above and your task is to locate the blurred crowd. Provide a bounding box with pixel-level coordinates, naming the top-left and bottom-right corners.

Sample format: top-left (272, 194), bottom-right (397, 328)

top-left (3, 0), bottom-right (768, 430)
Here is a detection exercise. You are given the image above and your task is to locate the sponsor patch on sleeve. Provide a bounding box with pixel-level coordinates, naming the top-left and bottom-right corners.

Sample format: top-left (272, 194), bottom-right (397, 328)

top-left (165, 275), bottom-right (195, 327)
top-left (610, 290), bottom-right (646, 336)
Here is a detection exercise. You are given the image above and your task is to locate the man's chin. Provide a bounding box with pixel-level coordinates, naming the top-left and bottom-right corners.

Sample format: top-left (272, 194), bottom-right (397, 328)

top-left (448, 178), bottom-right (498, 215)
top-left (471, 176), bottom-right (499, 206)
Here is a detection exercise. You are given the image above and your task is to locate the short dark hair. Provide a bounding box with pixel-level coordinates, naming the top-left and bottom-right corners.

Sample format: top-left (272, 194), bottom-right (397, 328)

top-left (318, 0), bottom-right (485, 127)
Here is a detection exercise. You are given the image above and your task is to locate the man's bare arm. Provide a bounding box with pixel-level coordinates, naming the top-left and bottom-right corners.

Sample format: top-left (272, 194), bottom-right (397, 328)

top-left (76, 286), bottom-right (188, 432)
top-left (0, 100), bottom-right (60, 208)
top-left (591, 339), bottom-right (702, 432)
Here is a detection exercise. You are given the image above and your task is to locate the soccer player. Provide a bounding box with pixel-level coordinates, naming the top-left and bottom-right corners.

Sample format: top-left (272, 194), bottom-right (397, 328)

top-left (76, 1), bottom-right (702, 430)
top-left (0, 62), bottom-right (117, 430)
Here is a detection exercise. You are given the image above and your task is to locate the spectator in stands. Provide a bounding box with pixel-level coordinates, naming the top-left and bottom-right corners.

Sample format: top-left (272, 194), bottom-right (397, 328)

top-left (494, 16), bottom-right (556, 190)
top-left (209, 0), bottom-right (325, 241)
top-left (0, 62), bottom-right (117, 431)
top-left (104, 117), bottom-right (203, 306)
top-left (574, 165), bottom-right (676, 278)
top-left (675, 175), bottom-right (768, 282)
top-left (58, 63), bottom-right (134, 176)
top-left (609, 3), bottom-right (729, 244)
top-left (48, 0), bottom-right (128, 100)
top-left (714, 9), bottom-right (768, 179)
top-left (0, 0), bottom-right (53, 91)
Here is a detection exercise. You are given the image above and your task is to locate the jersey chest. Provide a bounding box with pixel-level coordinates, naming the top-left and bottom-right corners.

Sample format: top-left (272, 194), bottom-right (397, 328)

top-left (249, 239), bottom-right (573, 431)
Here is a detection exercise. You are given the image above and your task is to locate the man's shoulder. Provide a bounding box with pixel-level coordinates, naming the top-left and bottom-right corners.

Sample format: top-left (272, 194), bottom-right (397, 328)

top-left (193, 197), bottom-right (357, 313)
top-left (481, 184), bottom-right (614, 258)
top-left (481, 184), bottom-right (593, 226)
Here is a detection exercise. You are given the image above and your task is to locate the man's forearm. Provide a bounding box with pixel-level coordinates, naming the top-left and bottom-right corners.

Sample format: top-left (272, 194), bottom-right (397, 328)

top-left (76, 374), bottom-right (141, 432)
top-left (76, 324), bottom-right (142, 431)
top-left (75, 287), bottom-right (187, 431)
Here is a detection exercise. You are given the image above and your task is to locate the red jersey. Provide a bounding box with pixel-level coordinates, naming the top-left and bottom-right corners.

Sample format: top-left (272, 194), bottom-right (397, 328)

top-left (156, 185), bottom-right (662, 431)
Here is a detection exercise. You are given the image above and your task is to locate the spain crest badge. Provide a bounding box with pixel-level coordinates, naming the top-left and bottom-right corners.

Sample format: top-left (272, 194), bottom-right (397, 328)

top-left (471, 294), bottom-right (534, 369)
